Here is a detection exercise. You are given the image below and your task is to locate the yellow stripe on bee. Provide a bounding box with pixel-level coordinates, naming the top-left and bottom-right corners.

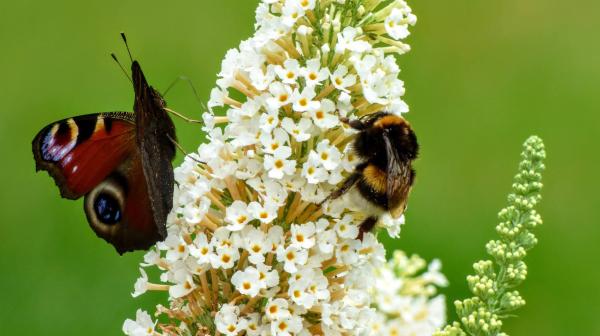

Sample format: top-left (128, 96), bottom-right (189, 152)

top-left (363, 164), bottom-right (387, 193)
top-left (373, 115), bottom-right (409, 130)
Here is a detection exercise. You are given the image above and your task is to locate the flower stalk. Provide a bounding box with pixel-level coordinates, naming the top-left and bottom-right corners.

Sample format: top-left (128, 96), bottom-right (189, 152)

top-left (434, 136), bottom-right (546, 336)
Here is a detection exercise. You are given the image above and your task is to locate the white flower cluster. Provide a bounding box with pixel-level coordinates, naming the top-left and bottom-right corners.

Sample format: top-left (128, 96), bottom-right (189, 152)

top-left (122, 1), bottom-right (439, 335)
top-left (369, 251), bottom-right (448, 336)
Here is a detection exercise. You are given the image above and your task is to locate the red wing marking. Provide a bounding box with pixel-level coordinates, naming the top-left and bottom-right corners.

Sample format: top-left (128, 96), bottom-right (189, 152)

top-left (33, 113), bottom-right (136, 199)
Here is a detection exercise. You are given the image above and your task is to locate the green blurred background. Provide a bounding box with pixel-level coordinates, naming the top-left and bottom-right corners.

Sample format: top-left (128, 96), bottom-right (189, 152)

top-left (1, 0), bottom-right (598, 334)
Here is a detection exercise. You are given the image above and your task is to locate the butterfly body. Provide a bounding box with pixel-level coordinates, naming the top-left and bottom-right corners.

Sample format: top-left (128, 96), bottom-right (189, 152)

top-left (32, 61), bottom-right (175, 254)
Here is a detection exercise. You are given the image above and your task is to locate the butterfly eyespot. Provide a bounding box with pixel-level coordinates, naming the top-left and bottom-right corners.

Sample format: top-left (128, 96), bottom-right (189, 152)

top-left (94, 193), bottom-right (122, 224)
top-left (84, 175), bottom-right (127, 239)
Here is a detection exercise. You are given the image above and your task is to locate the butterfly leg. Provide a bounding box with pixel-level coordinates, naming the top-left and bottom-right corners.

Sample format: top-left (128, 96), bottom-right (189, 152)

top-left (164, 108), bottom-right (203, 124)
top-left (166, 134), bottom-right (205, 164)
top-left (162, 74), bottom-right (205, 109)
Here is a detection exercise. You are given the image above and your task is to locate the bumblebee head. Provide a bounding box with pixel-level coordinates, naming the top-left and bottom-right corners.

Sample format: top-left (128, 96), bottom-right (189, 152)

top-left (373, 114), bottom-right (419, 160)
top-left (350, 112), bottom-right (419, 163)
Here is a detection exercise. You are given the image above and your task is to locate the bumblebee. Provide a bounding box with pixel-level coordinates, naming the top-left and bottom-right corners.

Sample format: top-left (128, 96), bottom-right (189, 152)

top-left (324, 111), bottom-right (419, 236)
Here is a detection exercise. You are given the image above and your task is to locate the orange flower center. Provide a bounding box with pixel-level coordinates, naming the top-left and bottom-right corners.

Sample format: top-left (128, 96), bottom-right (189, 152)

top-left (286, 252), bottom-right (295, 260)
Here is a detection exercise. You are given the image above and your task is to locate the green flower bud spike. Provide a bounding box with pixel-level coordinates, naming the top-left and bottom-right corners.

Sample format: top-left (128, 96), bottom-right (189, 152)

top-left (435, 136), bottom-right (546, 336)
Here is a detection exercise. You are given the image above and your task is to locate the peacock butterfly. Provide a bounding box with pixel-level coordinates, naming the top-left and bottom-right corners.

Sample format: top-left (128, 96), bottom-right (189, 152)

top-left (32, 42), bottom-right (176, 255)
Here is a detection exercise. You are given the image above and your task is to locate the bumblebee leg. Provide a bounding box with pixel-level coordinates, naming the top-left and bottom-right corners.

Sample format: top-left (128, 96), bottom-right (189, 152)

top-left (358, 216), bottom-right (378, 239)
top-left (319, 172), bottom-right (361, 205)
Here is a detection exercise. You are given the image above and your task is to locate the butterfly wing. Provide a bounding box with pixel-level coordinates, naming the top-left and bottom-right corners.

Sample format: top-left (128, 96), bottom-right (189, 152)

top-left (32, 112), bottom-right (136, 199)
top-left (32, 112), bottom-right (164, 254)
top-left (132, 61), bottom-right (176, 242)
top-left (82, 150), bottom-right (161, 254)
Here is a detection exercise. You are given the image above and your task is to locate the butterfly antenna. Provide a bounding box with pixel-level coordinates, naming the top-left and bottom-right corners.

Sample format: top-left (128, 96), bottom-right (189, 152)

top-left (111, 53), bottom-right (132, 83)
top-left (120, 32), bottom-right (134, 63)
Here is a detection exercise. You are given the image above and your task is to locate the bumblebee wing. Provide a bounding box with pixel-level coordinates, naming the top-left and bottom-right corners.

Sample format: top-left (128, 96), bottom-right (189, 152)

top-left (383, 131), bottom-right (412, 218)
